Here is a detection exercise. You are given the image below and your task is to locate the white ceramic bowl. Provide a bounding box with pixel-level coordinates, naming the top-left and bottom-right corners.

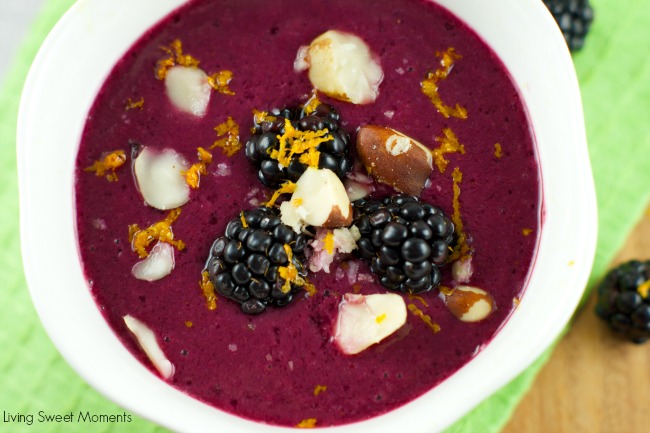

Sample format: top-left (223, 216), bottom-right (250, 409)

top-left (17, 0), bottom-right (597, 432)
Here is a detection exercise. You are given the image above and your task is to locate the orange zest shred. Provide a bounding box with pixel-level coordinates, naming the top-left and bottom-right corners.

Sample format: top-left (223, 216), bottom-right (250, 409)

top-left (420, 47), bottom-right (468, 119)
top-left (432, 128), bottom-right (465, 173)
top-left (182, 147), bottom-right (213, 189)
top-left (198, 147), bottom-right (213, 164)
top-left (407, 303), bottom-right (440, 334)
top-left (638, 281), bottom-right (650, 299)
top-left (376, 313), bottom-right (387, 324)
top-left (522, 228), bottom-right (533, 236)
top-left (129, 208), bottom-right (185, 258)
top-left (240, 212), bottom-right (248, 228)
top-left (207, 70), bottom-right (235, 95)
top-left (313, 385), bottom-right (327, 396)
top-left (199, 270), bottom-right (217, 311)
top-left (84, 150), bottom-right (127, 182)
top-left (156, 39), bottom-right (200, 80)
top-left (407, 294), bottom-right (429, 307)
top-left (296, 418), bottom-right (317, 428)
top-left (183, 164), bottom-right (206, 189)
top-left (125, 97), bottom-right (144, 111)
top-left (185, 321), bottom-right (193, 328)
top-left (438, 285), bottom-right (454, 297)
top-left (494, 143), bottom-right (503, 159)
top-left (278, 244), bottom-right (306, 293)
top-left (323, 231), bottom-right (335, 255)
top-left (298, 147), bottom-right (321, 168)
top-left (304, 281), bottom-right (317, 296)
top-left (302, 92), bottom-right (322, 115)
top-left (211, 117), bottom-right (241, 156)
top-left (270, 118), bottom-right (331, 169)
top-left (128, 224), bottom-right (140, 242)
top-left (448, 167), bottom-right (471, 261)
top-left (253, 108), bottom-right (276, 125)
top-left (265, 181), bottom-right (296, 207)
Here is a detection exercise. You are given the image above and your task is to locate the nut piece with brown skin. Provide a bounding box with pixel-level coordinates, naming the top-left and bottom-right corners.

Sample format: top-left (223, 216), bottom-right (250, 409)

top-left (356, 125), bottom-right (433, 196)
top-left (444, 285), bottom-right (496, 322)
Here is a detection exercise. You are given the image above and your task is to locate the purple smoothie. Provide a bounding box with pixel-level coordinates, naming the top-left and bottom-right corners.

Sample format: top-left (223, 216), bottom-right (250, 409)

top-left (75, 0), bottom-right (540, 427)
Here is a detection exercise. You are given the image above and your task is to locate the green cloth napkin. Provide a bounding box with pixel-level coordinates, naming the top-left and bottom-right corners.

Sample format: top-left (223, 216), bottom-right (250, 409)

top-left (1, 0), bottom-right (648, 432)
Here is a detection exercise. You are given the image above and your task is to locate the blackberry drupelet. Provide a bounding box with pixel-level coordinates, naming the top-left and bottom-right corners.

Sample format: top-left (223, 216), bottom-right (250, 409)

top-left (595, 260), bottom-right (650, 343)
top-left (543, 0), bottom-right (594, 52)
top-left (205, 206), bottom-right (310, 314)
top-left (353, 195), bottom-right (455, 294)
top-left (245, 102), bottom-right (353, 187)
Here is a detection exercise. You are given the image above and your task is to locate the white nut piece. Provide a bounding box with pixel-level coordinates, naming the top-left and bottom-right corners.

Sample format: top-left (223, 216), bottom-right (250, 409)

top-left (307, 227), bottom-right (359, 273)
top-left (444, 285), bottom-right (496, 322)
top-left (131, 242), bottom-right (175, 281)
top-left (123, 314), bottom-right (175, 379)
top-left (280, 167), bottom-right (352, 233)
top-left (451, 256), bottom-right (474, 283)
top-left (344, 178), bottom-right (372, 201)
top-left (333, 293), bottom-right (407, 355)
top-left (165, 65), bottom-right (212, 117)
top-left (297, 30), bottom-right (383, 105)
top-left (134, 146), bottom-right (190, 210)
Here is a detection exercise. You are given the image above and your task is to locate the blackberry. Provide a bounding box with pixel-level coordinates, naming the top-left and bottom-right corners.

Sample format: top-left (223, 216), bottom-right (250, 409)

top-left (543, 0), bottom-right (594, 52)
top-left (245, 102), bottom-right (353, 188)
top-left (205, 206), bottom-right (310, 314)
top-left (353, 195), bottom-right (455, 295)
top-left (595, 260), bottom-right (650, 343)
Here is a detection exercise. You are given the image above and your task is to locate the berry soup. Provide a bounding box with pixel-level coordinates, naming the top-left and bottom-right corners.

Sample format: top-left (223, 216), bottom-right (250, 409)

top-left (75, 0), bottom-right (540, 427)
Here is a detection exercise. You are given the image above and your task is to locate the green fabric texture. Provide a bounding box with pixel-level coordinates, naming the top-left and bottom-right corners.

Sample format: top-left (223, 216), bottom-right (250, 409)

top-left (0, 0), bottom-right (647, 432)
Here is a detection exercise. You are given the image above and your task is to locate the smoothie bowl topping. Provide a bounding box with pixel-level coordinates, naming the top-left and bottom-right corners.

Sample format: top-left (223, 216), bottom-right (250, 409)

top-left (205, 205), bottom-right (310, 315)
top-left (157, 39), bottom-right (234, 117)
top-left (295, 30), bottom-right (384, 104)
top-left (84, 150), bottom-right (127, 182)
top-left (245, 100), bottom-right (352, 188)
top-left (71, 0), bottom-right (542, 427)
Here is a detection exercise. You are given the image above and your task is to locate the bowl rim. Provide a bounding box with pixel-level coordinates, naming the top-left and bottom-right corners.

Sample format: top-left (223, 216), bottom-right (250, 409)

top-left (17, 0), bottom-right (597, 432)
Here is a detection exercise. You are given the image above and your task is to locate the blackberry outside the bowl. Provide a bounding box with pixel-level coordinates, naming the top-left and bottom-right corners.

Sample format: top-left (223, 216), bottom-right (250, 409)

top-left (353, 195), bottom-right (455, 295)
top-left (543, 0), bottom-right (594, 52)
top-left (205, 206), bottom-right (310, 314)
top-left (595, 260), bottom-right (650, 343)
top-left (245, 102), bottom-right (353, 188)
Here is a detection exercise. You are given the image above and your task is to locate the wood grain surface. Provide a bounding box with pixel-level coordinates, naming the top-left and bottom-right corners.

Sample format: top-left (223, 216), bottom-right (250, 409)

top-left (502, 210), bottom-right (650, 433)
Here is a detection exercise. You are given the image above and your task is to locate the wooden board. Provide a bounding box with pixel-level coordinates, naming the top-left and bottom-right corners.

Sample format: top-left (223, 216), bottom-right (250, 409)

top-left (502, 210), bottom-right (650, 433)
